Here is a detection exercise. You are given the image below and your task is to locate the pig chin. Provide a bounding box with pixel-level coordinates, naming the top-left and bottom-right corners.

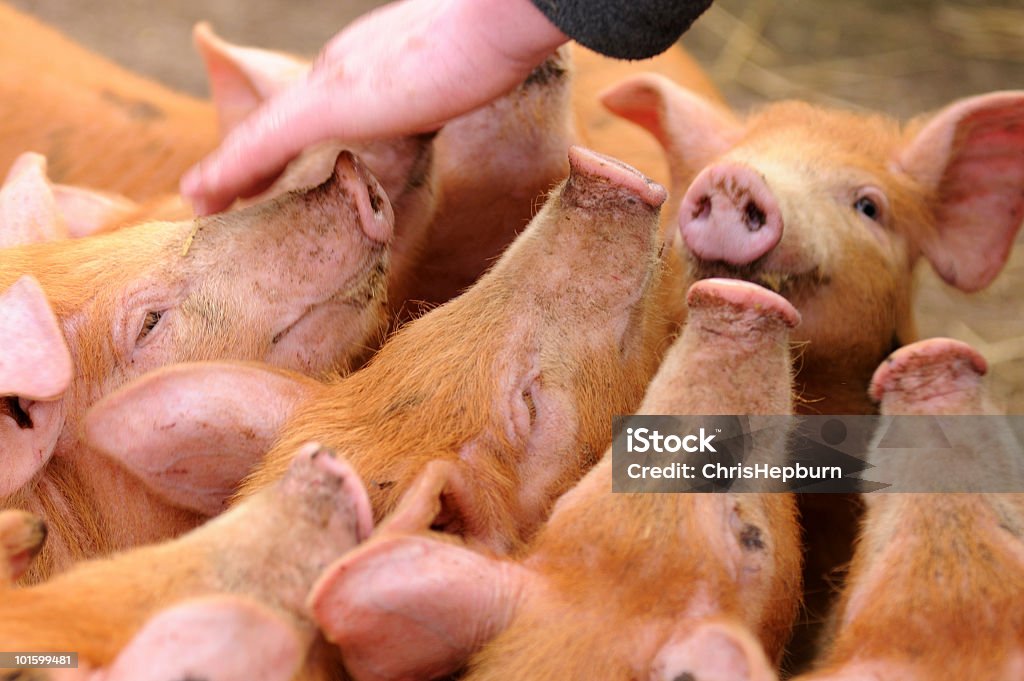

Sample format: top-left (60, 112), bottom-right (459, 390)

top-left (265, 258), bottom-right (388, 373)
top-left (265, 299), bottom-right (383, 375)
top-left (686, 255), bottom-right (828, 302)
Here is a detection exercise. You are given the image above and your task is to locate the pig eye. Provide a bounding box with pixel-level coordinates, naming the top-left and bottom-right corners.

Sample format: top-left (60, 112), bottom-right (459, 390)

top-left (137, 310), bottom-right (163, 343)
top-left (852, 190), bottom-right (886, 223)
top-left (854, 196), bottom-right (879, 220)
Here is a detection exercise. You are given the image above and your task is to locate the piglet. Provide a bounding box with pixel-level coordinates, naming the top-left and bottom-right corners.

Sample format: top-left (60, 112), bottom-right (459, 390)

top-left (312, 278), bottom-right (803, 681)
top-left (89, 145), bottom-right (669, 560)
top-left (604, 78), bottom-right (1024, 414)
top-left (605, 77), bottom-right (1024, 664)
top-left (0, 443), bottom-right (372, 681)
top-left (2, 150), bottom-right (392, 582)
top-left (792, 339), bottom-right (1024, 681)
top-left (0, 3), bottom-right (217, 200)
top-left (193, 23), bottom-right (569, 318)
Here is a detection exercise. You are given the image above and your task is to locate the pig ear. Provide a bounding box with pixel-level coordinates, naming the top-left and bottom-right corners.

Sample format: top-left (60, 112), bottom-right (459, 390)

top-left (601, 73), bottom-right (742, 188)
top-left (898, 91), bottom-right (1024, 291)
top-left (103, 595), bottom-right (302, 681)
top-left (0, 509), bottom-right (47, 585)
top-left (193, 22), bottom-right (309, 135)
top-left (50, 184), bottom-right (138, 238)
top-left (650, 619), bottom-right (777, 681)
top-left (0, 275), bottom-right (71, 496)
top-left (0, 152), bottom-right (69, 247)
top-left (84, 361), bottom-right (318, 516)
top-left (310, 533), bottom-right (528, 681)
top-left (349, 133), bottom-right (437, 205)
top-left (376, 460), bottom-right (473, 534)
top-left (376, 458), bottom-right (512, 554)
top-left (0, 276), bottom-right (72, 400)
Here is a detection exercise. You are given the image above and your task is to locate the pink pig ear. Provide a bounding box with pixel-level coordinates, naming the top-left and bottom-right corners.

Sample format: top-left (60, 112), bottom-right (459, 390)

top-left (310, 532), bottom-right (530, 681)
top-left (0, 275), bottom-right (72, 400)
top-left (84, 361), bottom-right (319, 516)
top-left (102, 595), bottom-right (303, 681)
top-left (0, 152), bottom-right (68, 247)
top-left (601, 73), bottom-right (742, 189)
top-left (650, 619), bottom-right (778, 681)
top-left (193, 22), bottom-right (309, 135)
top-left (50, 183), bottom-right (138, 238)
top-left (0, 275), bottom-right (71, 496)
top-left (898, 91), bottom-right (1024, 292)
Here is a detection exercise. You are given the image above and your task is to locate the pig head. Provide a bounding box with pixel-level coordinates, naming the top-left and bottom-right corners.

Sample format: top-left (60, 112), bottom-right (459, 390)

top-left (0, 443), bottom-right (372, 681)
top-left (90, 146), bottom-right (669, 562)
top-left (243, 146), bottom-right (668, 553)
top-left (1, 150), bottom-right (392, 581)
top-left (311, 279), bottom-right (803, 681)
top-left (793, 339), bottom-right (1024, 681)
top-left (605, 76), bottom-right (1024, 414)
top-left (194, 23), bottom-right (573, 321)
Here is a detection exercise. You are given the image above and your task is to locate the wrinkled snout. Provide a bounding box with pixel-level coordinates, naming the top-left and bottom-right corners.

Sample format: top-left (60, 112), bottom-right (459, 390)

top-left (566, 146), bottom-right (667, 209)
top-left (679, 162), bottom-right (783, 265)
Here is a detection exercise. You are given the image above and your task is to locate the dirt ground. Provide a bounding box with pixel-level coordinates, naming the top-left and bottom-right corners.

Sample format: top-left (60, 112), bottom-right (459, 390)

top-left (9, 0), bottom-right (1024, 412)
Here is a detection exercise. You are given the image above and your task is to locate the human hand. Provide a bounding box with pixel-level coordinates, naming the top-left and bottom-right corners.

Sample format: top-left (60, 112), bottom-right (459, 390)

top-left (181, 0), bottom-right (566, 215)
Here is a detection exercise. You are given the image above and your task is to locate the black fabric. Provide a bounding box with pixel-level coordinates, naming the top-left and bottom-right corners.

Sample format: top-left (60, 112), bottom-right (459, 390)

top-left (531, 0), bottom-right (713, 60)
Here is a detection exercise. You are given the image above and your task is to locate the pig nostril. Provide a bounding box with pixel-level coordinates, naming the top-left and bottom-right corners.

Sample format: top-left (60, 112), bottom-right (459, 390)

top-left (744, 200), bottom-right (766, 232)
top-left (692, 195), bottom-right (711, 220)
top-left (366, 184), bottom-right (383, 215)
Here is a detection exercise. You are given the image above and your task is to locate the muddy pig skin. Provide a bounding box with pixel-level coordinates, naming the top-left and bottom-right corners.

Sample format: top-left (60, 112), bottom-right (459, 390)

top-left (0, 443), bottom-right (373, 681)
top-left (309, 279), bottom-right (802, 681)
top-left (790, 340), bottom-right (1024, 681)
top-left (604, 78), bottom-right (1024, 415)
top-left (1, 151), bottom-right (392, 582)
top-left (0, 3), bottom-right (218, 200)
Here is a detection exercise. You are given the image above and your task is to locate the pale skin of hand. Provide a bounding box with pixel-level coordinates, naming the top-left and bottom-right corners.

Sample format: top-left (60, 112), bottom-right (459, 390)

top-left (180, 0), bottom-right (568, 215)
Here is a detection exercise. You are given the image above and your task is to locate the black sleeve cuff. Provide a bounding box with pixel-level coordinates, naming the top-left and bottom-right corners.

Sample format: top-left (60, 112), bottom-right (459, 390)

top-left (531, 0), bottom-right (713, 60)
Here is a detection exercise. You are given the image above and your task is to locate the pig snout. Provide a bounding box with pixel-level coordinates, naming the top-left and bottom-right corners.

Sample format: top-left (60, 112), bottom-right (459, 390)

top-left (687, 277), bottom-right (801, 331)
top-left (281, 442), bottom-right (375, 545)
top-left (869, 338), bottom-right (988, 414)
top-left (679, 162), bottom-right (783, 266)
top-left (333, 150), bottom-right (394, 245)
top-left (565, 145), bottom-right (667, 209)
